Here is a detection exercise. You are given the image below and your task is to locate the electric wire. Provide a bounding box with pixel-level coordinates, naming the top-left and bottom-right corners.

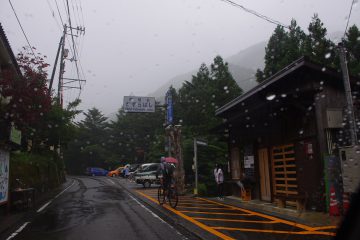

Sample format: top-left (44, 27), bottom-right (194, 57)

top-left (46, 0), bottom-right (62, 31)
top-left (8, 0), bottom-right (36, 57)
top-left (219, 0), bottom-right (289, 29)
top-left (54, 0), bottom-right (65, 26)
top-left (344, 0), bottom-right (356, 37)
top-left (78, 0), bottom-right (85, 27)
top-left (66, 0), bottom-right (81, 88)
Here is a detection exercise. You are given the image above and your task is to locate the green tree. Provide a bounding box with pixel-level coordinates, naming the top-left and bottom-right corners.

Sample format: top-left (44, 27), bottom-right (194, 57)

top-left (344, 25), bottom-right (360, 77)
top-left (176, 56), bottom-right (242, 190)
top-left (261, 25), bottom-right (289, 80)
top-left (303, 14), bottom-right (337, 67)
top-left (256, 16), bottom-right (340, 83)
top-left (211, 56), bottom-right (243, 107)
top-left (286, 19), bottom-right (306, 63)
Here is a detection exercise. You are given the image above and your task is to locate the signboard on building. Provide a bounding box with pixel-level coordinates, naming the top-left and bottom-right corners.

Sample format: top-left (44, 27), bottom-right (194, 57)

top-left (0, 150), bottom-right (9, 205)
top-left (166, 91), bottom-right (173, 125)
top-left (123, 96), bottom-right (155, 113)
top-left (10, 126), bottom-right (21, 145)
top-left (244, 155), bottom-right (254, 168)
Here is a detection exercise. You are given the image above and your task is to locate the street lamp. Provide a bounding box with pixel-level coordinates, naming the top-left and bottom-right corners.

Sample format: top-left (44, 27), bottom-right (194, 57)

top-left (193, 138), bottom-right (207, 195)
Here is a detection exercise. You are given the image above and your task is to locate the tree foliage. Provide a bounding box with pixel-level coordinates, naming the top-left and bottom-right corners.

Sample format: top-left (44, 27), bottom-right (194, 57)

top-left (256, 15), bottom-right (360, 83)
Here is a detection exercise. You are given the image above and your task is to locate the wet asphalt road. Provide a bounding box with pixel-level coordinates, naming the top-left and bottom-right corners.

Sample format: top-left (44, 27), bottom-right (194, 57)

top-left (5, 176), bottom-right (188, 240)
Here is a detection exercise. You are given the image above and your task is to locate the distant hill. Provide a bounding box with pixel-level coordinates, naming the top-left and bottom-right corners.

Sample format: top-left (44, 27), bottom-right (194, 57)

top-left (226, 41), bottom-right (266, 70)
top-left (149, 41), bottom-right (267, 102)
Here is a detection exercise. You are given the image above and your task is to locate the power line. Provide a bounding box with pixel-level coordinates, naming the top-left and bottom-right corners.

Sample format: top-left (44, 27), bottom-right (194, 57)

top-left (66, 0), bottom-right (81, 82)
top-left (219, 0), bottom-right (289, 29)
top-left (344, 0), bottom-right (356, 37)
top-left (8, 0), bottom-right (36, 57)
top-left (54, 0), bottom-right (65, 26)
top-left (46, 0), bottom-right (63, 32)
top-left (78, 0), bottom-right (85, 27)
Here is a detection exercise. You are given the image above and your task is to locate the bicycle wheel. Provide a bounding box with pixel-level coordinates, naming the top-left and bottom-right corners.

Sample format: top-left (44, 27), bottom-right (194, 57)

top-left (168, 187), bottom-right (178, 208)
top-left (158, 186), bottom-right (165, 205)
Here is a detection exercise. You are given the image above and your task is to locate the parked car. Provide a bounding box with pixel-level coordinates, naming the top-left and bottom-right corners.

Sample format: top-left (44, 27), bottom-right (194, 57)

top-left (108, 166), bottom-right (124, 177)
top-left (128, 164), bottom-right (141, 180)
top-left (85, 167), bottom-right (109, 176)
top-left (134, 163), bottom-right (161, 188)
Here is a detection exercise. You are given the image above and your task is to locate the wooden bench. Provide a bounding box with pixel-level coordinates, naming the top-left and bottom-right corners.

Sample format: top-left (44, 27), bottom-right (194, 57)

top-left (274, 194), bottom-right (306, 212)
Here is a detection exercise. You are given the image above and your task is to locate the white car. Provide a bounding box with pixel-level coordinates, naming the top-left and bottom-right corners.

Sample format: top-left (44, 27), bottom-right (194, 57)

top-left (134, 163), bottom-right (161, 188)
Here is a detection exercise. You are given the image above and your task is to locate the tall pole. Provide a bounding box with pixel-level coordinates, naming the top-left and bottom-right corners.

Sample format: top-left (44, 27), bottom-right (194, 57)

top-left (48, 35), bottom-right (64, 94)
top-left (194, 138), bottom-right (198, 195)
top-left (338, 42), bottom-right (357, 146)
top-left (174, 125), bottom-right (184, 194)
top-left (58, 25), bottom-right (67, 107)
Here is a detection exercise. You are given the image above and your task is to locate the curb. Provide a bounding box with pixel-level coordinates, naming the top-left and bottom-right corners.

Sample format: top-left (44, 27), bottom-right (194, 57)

top-left (219, 196), bottom-right (339, 227)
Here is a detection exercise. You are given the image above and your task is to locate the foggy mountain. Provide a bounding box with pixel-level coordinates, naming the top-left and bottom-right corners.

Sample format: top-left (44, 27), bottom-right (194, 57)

top-left (149, 41), bottom-right (267, 102)
top-left (107, 32), bottom-right (341, 120)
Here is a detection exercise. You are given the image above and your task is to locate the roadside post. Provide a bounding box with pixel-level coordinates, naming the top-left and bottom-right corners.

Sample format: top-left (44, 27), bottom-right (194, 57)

top-left (193, 138), bottom-right (207, 196)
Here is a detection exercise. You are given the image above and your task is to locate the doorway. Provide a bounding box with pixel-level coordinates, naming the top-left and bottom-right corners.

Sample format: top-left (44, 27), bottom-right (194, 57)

top-left (258, 148), bottom-right (271, 201)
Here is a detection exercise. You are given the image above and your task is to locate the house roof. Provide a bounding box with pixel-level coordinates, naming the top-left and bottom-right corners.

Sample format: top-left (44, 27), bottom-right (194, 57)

top-left (215, 56), bottom-right (351, 117)
top-left (0, 23), bottom-right (22, 76)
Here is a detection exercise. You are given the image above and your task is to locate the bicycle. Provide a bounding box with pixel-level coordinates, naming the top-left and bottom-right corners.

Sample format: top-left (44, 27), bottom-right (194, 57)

top-left (158, 179), bottom-right (178, 208)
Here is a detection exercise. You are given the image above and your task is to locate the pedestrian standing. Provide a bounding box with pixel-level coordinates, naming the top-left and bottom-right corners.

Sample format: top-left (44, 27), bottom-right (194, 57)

top-left (216, 164), bottom-right (224, 200)
top-left (124, 166), bottom-right (130, 178)
top-left (213, 163), bottom-right (219, 183)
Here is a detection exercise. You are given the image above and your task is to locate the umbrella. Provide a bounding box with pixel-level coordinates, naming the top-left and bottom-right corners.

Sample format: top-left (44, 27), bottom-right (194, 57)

top-left (164, 157), bottom-right (178, 164)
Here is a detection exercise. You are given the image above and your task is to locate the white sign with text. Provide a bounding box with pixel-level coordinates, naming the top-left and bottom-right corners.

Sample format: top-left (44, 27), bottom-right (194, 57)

top-left (0, 150), bottom-right (9, 205)
top-left (123, 96), bottom-right (156, 113)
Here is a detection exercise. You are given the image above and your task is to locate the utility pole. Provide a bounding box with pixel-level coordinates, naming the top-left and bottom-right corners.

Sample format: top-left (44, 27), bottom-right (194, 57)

top-left (48, 35), bottom-right (64, 94)
top-left (338, 42), bottom-right (357, 146)
top-left (49, 24), bottom-right (85, 107)
top-left (58, 25), bottom-right (67, 107)
top-left (193, 138), bottom-right (198, 195)
top-left (165, 89), bottom-right (185, 194)
top-left (193, 138), bottom-right (207, 196)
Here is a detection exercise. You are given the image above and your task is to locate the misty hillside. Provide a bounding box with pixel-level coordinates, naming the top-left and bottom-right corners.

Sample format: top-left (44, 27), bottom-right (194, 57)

top-left (226, 41), bottom-right (266, 70)
top-left (150, 41), bottom-right (267, 102)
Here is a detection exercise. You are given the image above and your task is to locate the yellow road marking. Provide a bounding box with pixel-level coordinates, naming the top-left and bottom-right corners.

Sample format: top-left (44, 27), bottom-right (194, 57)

top-left (193, 217), bottom-right (277, 224)
top-left (136, 191), bottom-right (235, 240)
top-left (198, 197), bottom-right (316, 231)
top-left (211, 227), bottom-right (336, 236)
top-left (177, 206), bottom-right (233, 210)
top-left (177, 203), bottom-right (218, 206)
top-left (311, 226), bottom-right (337, 231)
top-left (136, 190), bottom-right (337, 238)
top-left (176, 200), bottom-right (210, 204)
top-left (180, 210), bottom-right (253, 216)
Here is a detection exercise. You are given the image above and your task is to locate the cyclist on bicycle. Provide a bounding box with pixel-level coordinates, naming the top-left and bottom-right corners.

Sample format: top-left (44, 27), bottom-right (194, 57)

top-left (159, 157), bottom-right (175, 190)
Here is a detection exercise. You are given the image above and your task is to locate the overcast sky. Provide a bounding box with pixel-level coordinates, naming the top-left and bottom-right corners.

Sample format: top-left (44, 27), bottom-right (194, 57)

top-left (1, 0), bottom-right (359, 117)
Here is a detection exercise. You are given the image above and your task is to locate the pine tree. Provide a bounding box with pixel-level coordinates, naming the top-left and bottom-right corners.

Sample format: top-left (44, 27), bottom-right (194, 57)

top-left (344, 25), bottom-right (360, 77)
top-left (262, 25), bottom-right (288, 80)
top-left (210, 55), bottom-right (242, 106)
top-left (303, 14), bottom-right (337, 67)
top-left (286, 19), bottom-right (306, 63)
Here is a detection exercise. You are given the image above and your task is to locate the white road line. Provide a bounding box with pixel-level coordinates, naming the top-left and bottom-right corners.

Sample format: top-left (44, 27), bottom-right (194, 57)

top-left (128, 194), bottom-right (167, 224)
top-left (107, 179), bottom-right (115, 185)
top-left (54, 180), bottom-right (76, 198)
top-left (37, 180), bottom-right (75, 213)
top-left (36, 201), bottom-right (52, 213)
top-left (6, 222), bottom-right (31, 240)
top-left (127, 193), bottom-right (187, 239)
